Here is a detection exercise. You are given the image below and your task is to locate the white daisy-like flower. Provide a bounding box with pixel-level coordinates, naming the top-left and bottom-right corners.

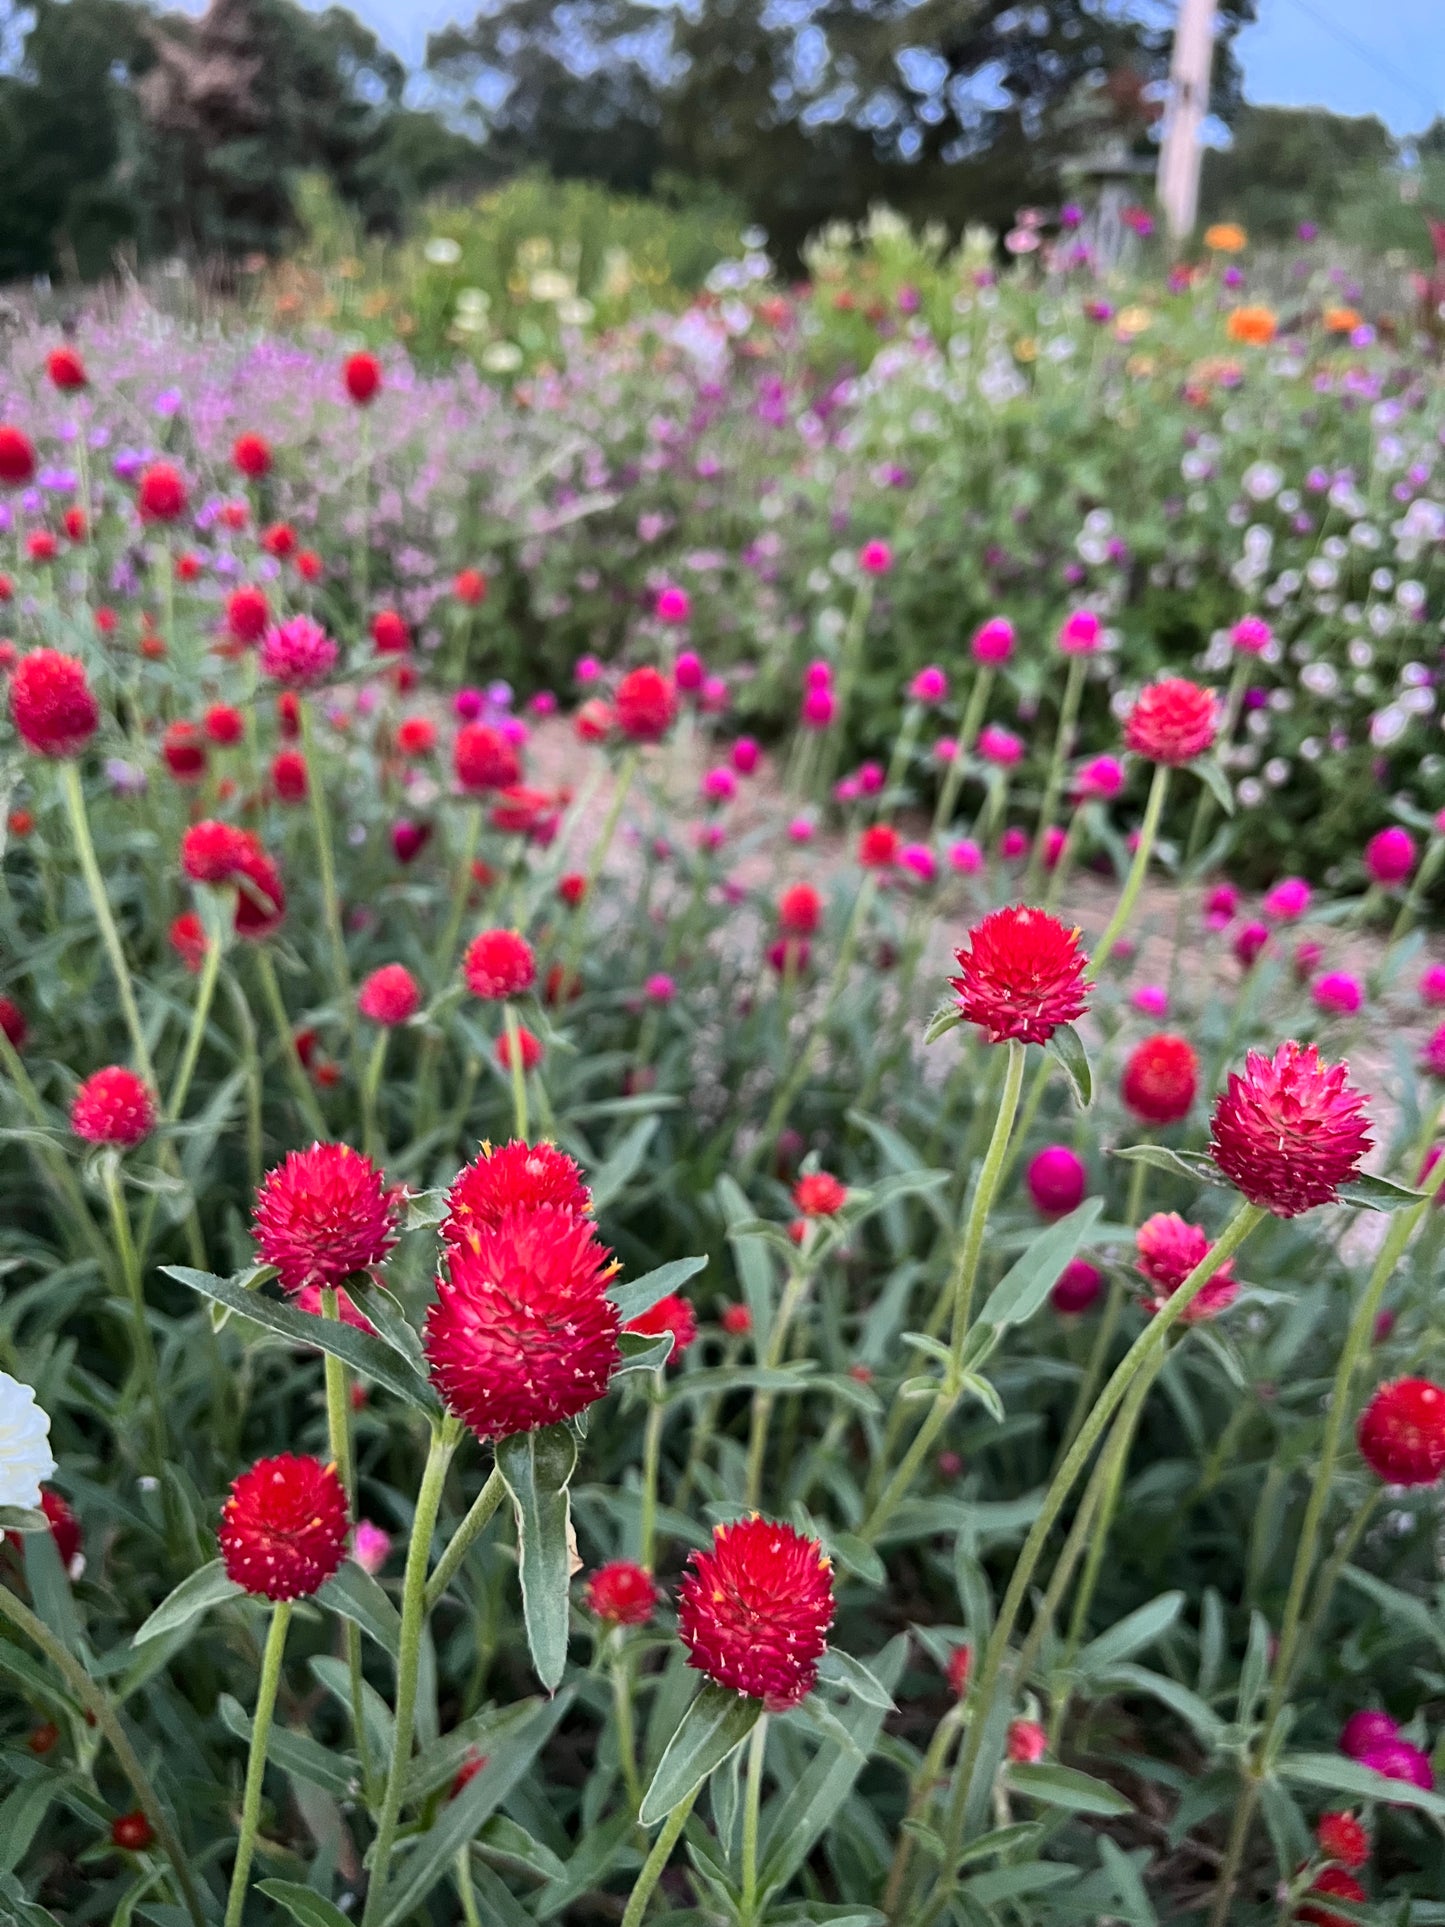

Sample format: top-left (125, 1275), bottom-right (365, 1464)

top-left (0, 1372), bottom-right (55, 1509)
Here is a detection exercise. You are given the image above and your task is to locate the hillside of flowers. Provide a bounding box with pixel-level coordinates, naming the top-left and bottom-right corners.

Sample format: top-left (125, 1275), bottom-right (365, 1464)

top-left (2, 236), bottom-right (1445, 1927)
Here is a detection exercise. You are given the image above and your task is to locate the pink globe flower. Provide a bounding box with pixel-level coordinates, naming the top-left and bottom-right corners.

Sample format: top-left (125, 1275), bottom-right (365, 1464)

top-left (971, 617), bottom-right (1015, 665)
top-left (1262, 878), bottom-right (1311, 922)
top-left (701, 767), bottom-right (737, 803)
top-left (858, 538), bottom-right (893, 575)
top-left (899, 842), bottom-right (936, 884)
top-left (1205, 883), bottom-right (1239, 930)
top-left (934, 736), bottom-right (958, 764)
top-left (978, 725), bottom-right (1023, 767)
top-left (1027, 1145), bottom-right (1086, 1219)
top-left (1358, 1739), bottom-right (1435, 1798)
top-left (910, 666), bottom-right (947, 704)
top-left (1133, 984), bottom-right (1169, 1016)
top-left (788, 815), bottom-right (816, 844)
top-left (1051, 1258), bottom-right (1103, 1314)
top-left (1421, 964), bottom-right (1445, 1006)
top-left (999, 826), bottom-right (1029, 862)
top-left (1074, 755), bottom-right (1124, 800)
top-left (260, 616), bottom-right (338, 690)
top-left (1365, 826), bottom-right (1416, 886)
top-left (1230, 614), bottom-right (1272, 654)
top-left (353, 1521), bottom-right (392, 1576)
top-left (804, 660), bottom-right (833, 691)
top-left (675, 650), bottom-right (705, 692)
top-left (1057, 609), bottom-right (1102, 655)
top-left (948, 838), bottom-right (983, 875)
top-left (800, 687), bottom-right (836, 729)
top-left (1340, 1709), bottom-right (1400, 1758)
top-left (731, 736), bottom-right (760, 775)
top-left (656, 584), bottom-right (691, 624)
top-left (1233, 922), bottom-right (1269, 968)
top-left (1312, 971), bottom-right (1362, 1016)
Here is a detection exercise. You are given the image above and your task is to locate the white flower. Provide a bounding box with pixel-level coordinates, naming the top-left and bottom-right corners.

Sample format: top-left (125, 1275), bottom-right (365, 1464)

top-left (424, 237), bottom-right (462, 267)
top-left (0, 1372), bottom-right (55, 1509)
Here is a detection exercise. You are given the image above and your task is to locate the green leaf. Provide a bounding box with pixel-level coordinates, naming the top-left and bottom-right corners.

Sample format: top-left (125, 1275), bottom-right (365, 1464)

top-left (610, 1255), bottom-right (708, 1326)
top-left (1043, 1021), bottom-right (1092, 1108)
top-left (350, 1279), bottom-right (429, 1377)
top-left (614, 1330), bottom-right (675, 1377)
top-left (639, 1682), bottom-right (762, 1827)
top-left (1192, 756), bottom-right (1235, 817)
top-left (0, 1872), bottom-right (64, 1925)
top-left (1097, 1836), bottom-right (1159, 1925)
top-left (0, 1776), bottom-right (61, 1878)
top-left (0, 1506), bottom-right (46, 1532)
top-left (1006, 1761), bottom-right (1133, 1817)
top-left (376, 1693), bottom-right (572, 1927)
top-left (718, 1176), bottom-right (777, 1351)
top-left (962, 1862), bottom-right (1076, 1904)
top-left (495, 1425), bottom-right (579, 1692)
top-left (1094, 1663), bottom-right (1225, 1746)
top-left (1110, 1143), bottom-right (1229, 1188)
top-left (589, 1114), bottom-right (660, 1210)
top-left (221, 1698), bottom-right (358, 1799)
top-left (1335, 1171), bottom-right (1425, 1211)
top-left (133, 1559), bottom-right (243, 1646)
top-left (924, 1004), bottom-right (965, 1045)
top-left (163, 1265), bottom-right (440, 1416)
top-left (977, 1198), bottom-right (1103, 1331)
top-left (1279, 1750), bottom-right (1445, 1819)
top-left (257, 1883), bottom-right (352, 1927)
top-left (316, 1562), bottom-right (402, 1657)
top-left (1075, 1592), bottom-right (1184, 1675)
top-left (1338, 1564), bottom-right (1445, 1655)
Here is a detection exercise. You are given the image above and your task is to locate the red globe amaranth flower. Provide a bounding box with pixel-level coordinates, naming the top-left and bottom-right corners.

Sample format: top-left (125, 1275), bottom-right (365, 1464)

top-left (46, 347), bottom-right (87, 392)
top-left (162, 720), bottom-right (206, 783)
top-left (585, 1560), bottom-right (660, 1625)
top-left (443, 1140), bottom-right (590, 1244)
top-left (295, 549), bottom-right (322, 583)
top-left (204, 703), bottom-right (245, 746)
top-left (10, 649), bottom-right (99, 757)
top-left (1121, 1033), bottom-right (1198, 1125)
top-left (1136, 1213), bottom-right (1239, 1322)
top-left (575, 698), bottom-right (613, 744)
top-left (454, 721), bottom-right (519, 794)
top-left (181, 820), bottom-right (250, 885)
top-left (61, 507), bottom-right (86, 545)
top-left (463, 928), bottom-right (535, 1000)
top-left (270, 749), bottom-right (308, 803)
top-left (0, 995), bottom-right (26, 1050)
top-left (1210, 1041), bottom-right (1371, 1215)
top-left (793, 1170), bottom-right (847, 1217)
top-left (110, 1811), bottom-right (154, 1853)
top-left (371, 609), bottom-right (409, 654)
top-left (425, 1205), bottom-right (620, 1438)
top-left (253, 1143), bottom-right (398, 1292)
top-left (260, 615), bottom-right (337, 690)
top-left (454, 567), bottom-right (488, 606)
top-left (357, 963), bottom-right (420, 1027)
top-left (1051, 1258), bottom-right (1103, 1314)
top-left (26, 529), bottom-right (56, 563)
top-left (1297, 1869), bottom-right (1367, 1927)
top-left (677, 1516), bottom-right (834, 1709)
top-left (218, 1453), bottom-right (349, 1600)
top-left (225, 585), bottom-right (270, 643)
top-left (615, 666), bottom-right (676, 742)
top-left (19, 1487), bottom-right (81, 1568)
top-left (137, 463), bottom-right (188, 524)
top-left (946, 1643), bottom-right (972, 1697)
top-left (71, 1068), bottom-right (156, 1148)
top-left (497, 1025), bottom-right (543, 1073)
top-left (950, 906), bottom-right (1089, 1046)
top-left (1357, 1378), bottom-right (1445, 1486)
top-left (232, 433), bottom-right (273, 479)
top-left (0, 425), bottom-right (36, 486)
top-left (1006, 1719), bottom-right (1046, 1764)
top-left (343, 352), bottom-right (382, 404)
top-left (28, 1721), bottom-right (59, 1756)
top-left (626, 1293), bottom-right (697, 1361)
top-left (170, 911), bottom-right (207, 973)
top-left (1026, 1145), bottom-right (1086, 1219)
top-left (858, 824), bottom-right (900, 869)
top-left (396, 715), bottom-right (436, 758)
top-left (778, 884), bottom-right (822, 936)
top-left (721, 1302), bottom-right (752, 1337)
top-left (1123, 679), bottom-right (1217, 764)
top-left (262, 521), bottom-right (297, 560)
top-left (1316, 1811), bottom-right (1369, 1870)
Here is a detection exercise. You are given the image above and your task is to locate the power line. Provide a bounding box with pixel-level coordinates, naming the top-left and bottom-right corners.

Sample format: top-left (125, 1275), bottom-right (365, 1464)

top-left (1272, 0), bottom-right (1441, 126)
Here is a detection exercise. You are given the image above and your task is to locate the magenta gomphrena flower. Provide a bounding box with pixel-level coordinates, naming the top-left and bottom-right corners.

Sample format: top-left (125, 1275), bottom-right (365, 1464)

top-left (998, 826), bottom-right (1029, 863)
top-left (1421, 964), bottom-right (1445, 1006)
top-left (1026, 1145), bottom-right (1086, 1218)
top-left (1341, 1709), bottom-right (1400, 1759)
top-left (1422, 1025), bottom-right (1445, 1080)
top-left (1210, 1042), bottom-right (1372, 1215)
top-left (701, 766), bottom-right (737, 804)
top-left (948, 838), bottom-right (983, 876)
top-left (260, 616), bottom-right (338, 690)
top-left (1205, 883), bottom-right (1239, 930)
top-left (800, 686), bottom-right (836, 730)
top-left (1230, 614), bottom-right (1272, 654)
top-left (656, 584), bottom-right (691, 624)
top-left (357, 964), bottom-right (421, 1027)
top-left (1057, 609), bottom-right (1101, 655)
top-left (252, 1143), bottom-right (399, 1292)
top-left (1073, 754), bottom-right (1124, 800)
top-left (731, 737), bottom-right (760, 776)
top-left (971, 617), bottom-right (1015, 664)
top-left (1364, 827), bottom-right (1416, 887)
top-left (71, 1068), bottom-right (157, 1148)
top-left (978, 724), bottom-right (1023, 766)
top-left (644, 972), bottom-right (675, 1003)
top-left (899, 842), bottom-right (936, 884)
top-left (858, 538), bottom-right (892, 575)
top-left (1133, 984), bottom-right (1169, 1016)
top-left (675, 651), bottom-right (704, 692)
top-left (1262, 877), bottom-right (1311, 921)
top-left (1313, 972), bottom-right (1363, 1016)
top-left (909, 666), bottom-right (947, 704)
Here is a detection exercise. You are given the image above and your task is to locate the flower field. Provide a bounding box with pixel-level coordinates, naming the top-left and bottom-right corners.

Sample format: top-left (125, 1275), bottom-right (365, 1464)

top-left (2, 239), bottom-right (1445, 1927)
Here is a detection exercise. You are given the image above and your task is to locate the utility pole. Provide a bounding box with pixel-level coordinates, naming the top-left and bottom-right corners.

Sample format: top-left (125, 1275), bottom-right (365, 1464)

top-left (1156, 0), bottom-right (1217, 243)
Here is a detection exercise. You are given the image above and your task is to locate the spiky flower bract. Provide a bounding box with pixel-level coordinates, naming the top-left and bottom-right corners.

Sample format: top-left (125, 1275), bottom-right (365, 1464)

top-left (252, 1143), bottom-right (398, 1293)
top-left (1210, 1041), bottom-right (1371, 1214)
top-left (950, 906), bottom-right (1089, 1046)
top-left (218, 1453), bottom-right (348, 1600)
top-left (676, 1515), bottom-right (834, 1709)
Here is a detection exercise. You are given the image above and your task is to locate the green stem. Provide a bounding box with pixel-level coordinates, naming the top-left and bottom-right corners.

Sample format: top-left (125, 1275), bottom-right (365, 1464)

top-left (744, 1259), bottom-right (817, 1506)
top-left (1390, 832), bottom-right (1445, 944)
top-left (611, 1650), bottom-right (644, 1812)
top-left (224, 973), bottom-right (264, 1194)
top-left (0, 1022), bottom-right (108, 1267)
top-left (931, 671), bottom-right (993, 835)
top-left (621, 1786), bottom-right (699, 1927)
top-left (61, 761), bottom-right (154, 1084)
top-left (224, 1599), bottom-right (293, 1927)
top-left (166, 928), bottom-right (222, 1120)
top-left (1022, 655), bottom-right (1085, 898)
top-left (103, 1161), bottom-right (168, 1478)
top-left (502, 1003), bottom-right (530, 1139)
top-left (638, 1392), bottom-right (664, 1571)
top-left (320, 1288), bottom-right (375, 1800)
top-left (456, 1848), bottom-right (484, 1927)
top-left (740, 1714), bottom-right (769, 1927)
top-left (424, 1465), bottom-right (504, 1612)
top-left (363, 1420), bottom-right (458, 1927)
top-left (1088, 762), bottom-right (1170, 980)
top-left (253, 948), bottom-right (328, 1140)
top-left (299, 699), bottom-right (355, 1058)
top-left (361, 1028), bottom-right (389, 1162)
top-left (1055, 1277), bottom-right (1126, 1466)
top-left (435, 802), bottom-right (483, 989)
top-left (935, 1202), bottom-right (1263, 1887)
top-left (882, 1706), bottom-right (963, 1919)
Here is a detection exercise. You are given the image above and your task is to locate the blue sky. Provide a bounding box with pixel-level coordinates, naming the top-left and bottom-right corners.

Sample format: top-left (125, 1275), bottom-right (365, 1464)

top-left (180, 0), bottom-right (1445, 137)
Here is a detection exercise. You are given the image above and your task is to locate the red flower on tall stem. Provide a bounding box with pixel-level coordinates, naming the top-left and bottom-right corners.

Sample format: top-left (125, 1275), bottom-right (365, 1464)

top-left (463, 929), bottom-right (535, 1000)
top-left (218, 1454), bottom-right (349, 1600)
top-left (343, 352), bottom-right (382, 405)
top-left (9, 649), bottom-right (99, 757)
top-left (232, 433), bottom-right (272, 479)
top-left (0, 426), bottom-right (36, 486)
top-left (46, 348), bottom-right (87, 392)
top-left (1121, 1033), bottom-right (1198, 1124)
top-left (676, 1516), bottom-right (834, 1708)
top-left (137, 463), bottom-right (188, 524)
top-left (615, 666), bottom-right (676, 742)
top-left (1123, 679), bottom-right (1217, 764)
top-left (950, 906), bottom-right (1089, 1046)
top-left (71, 1068), bottom-right (156, 1148)
top-left (443, 1140), bottom-right (591, 1243)
top-left (252, 1143), bottom-right (399, 1292)
top-left (357, 964), bottom-right (420, 1027)
top-left (1357, 1378), bottom-right (1445, 1486)
top-left (454, 722), bottom-right (519, 794)
top-left (585, 1561), bottom-right (659, 1625)
top-left (1209, 1041), bottom-right (1370, 1214)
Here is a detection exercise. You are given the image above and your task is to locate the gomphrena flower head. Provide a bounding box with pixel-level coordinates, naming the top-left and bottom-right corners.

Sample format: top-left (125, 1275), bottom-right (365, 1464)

top-left (46, 346), bottom-right (87, 392)
top-left (181, 820), bottom-right (248, 884)
top-left (136, 462), bottom-right (188, 523)
top-left (1209, 1041), bottom-right (1371, 1215)
top-left (252, 1143), bottom-right (399, 1293)
top-left (454, 721), bottom-right (520, 794)
top-left (9, 649), bottom-right (99, 757)
top-left (1026, 1145), bottom-right (1086, 1218)
top-left (343, 351), bottom-right (382, 404)
top-left (425, 1205), bottom-right (620, 1439)
top-left (1364, 826), bottom-right (1415, 887)
top-left (793, 1171), bottom-right (847, 1217)
top-left (625, 1292), bottom-right (697, 1361)
top-left (0, 425), bottom-right (35, 486)
top-left (1123, 678), bottom-right (1217, 765)
top-left (1315, 1811), bottom-right (1369, 1870)
top-left (615, 666), bottom-right (677, 742)
top-left (585, 1560), bottom-right (660, 1625)
top-left (218, 1453), bottom-right (348, 1600)
top-left (950, 906), bottom-right (1089, 1046)
top-left (464, 928), bottom-right (536, 1000)
top-left (1356, 1738), bottom-right (1434, 1793)
top-left (1297, 1869), bottom-right (1366, 1927)
top-left (70, 1068), bottom-right (156, 1149)
top-left (1340, 1709), bottom-right (1399, 1758)
top-left (232, 432), bottom-right (272, 479)
top-left (357, 963), bottom-right (421, 1027)
top-left (676, 1515), bottom-right (834, 1709)
top-left (443, 1140), bottom-right (591, 1244)
top-left (1357, 1378), bottom-right (1445, 1486)
top-left (1121, 1033), bottom-right (1199, 1125)
top-left (226, 585), bottom-right (270, 643)
top-left (260, 616), bottom-right (338, 690)
top-left (1136, 1213), bottom-right (1238, 1322)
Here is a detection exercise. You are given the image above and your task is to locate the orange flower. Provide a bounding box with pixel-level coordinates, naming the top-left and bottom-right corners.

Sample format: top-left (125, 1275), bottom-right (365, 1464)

top-left (1226, 305), bottom-right (1276, 347)
top-left (1204, 222), bottom-right (1246, 252)
top-left (1323, 306), bottom-right (1361, 334)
